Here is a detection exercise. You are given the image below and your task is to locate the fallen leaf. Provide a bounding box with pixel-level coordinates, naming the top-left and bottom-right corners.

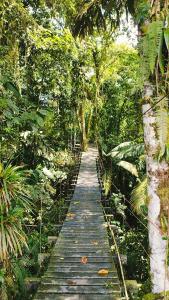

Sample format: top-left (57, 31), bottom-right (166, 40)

top-left (59, 257), bottom-right (64, 260)
top-left (98, 269), bottom-right (109, 276)
top-left (67, 212), bottom-right (76, 218)
top-left (81, 256), bottom-right (88, 264)
top-left (67, 280), bottom-right (77, 285)
top-left (73, 201), bottom-right (80, 205)
top-left (91, 240), bottom-right (98, 245)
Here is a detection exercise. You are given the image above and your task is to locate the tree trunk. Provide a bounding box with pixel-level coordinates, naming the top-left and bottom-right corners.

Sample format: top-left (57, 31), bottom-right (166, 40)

top-left (86, 108), bottom-right (93, 140)
top-left (79, 104), bottom-right (88, 151)
top-left (142, 82), bottom-right (169, 293)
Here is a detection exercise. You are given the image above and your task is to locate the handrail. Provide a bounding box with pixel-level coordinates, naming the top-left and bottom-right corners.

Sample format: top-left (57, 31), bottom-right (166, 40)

top-left (96, 152), bottom-right (129, 300)
top-left (103, 207), bottom-right (129, 300)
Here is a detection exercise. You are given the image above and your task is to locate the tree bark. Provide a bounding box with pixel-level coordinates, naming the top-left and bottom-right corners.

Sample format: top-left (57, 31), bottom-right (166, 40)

top-left (142, 82), bottom-right (169, 293)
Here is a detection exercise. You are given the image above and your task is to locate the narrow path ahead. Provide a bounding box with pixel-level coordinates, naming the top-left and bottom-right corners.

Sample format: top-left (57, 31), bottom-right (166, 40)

top-left (35, 147), bottom-right (121, 300)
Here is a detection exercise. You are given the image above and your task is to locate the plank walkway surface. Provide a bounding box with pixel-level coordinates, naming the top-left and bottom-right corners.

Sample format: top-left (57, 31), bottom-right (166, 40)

top-left (35, 147), bottom-right (121, 300)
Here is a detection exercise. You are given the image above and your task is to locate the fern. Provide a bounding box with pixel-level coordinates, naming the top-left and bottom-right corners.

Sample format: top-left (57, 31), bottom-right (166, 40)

top-left (156, 97), bottom-right (169, 160)
top-left (164, 28), bottom-right (169, 51)
top-left (142, 20), bottom-right (163, 75)
top-left (131, 177), bottom-right (148, 214)
top-left (12, 260), bottom-right (27, 292)
top-left (158, 24), bottom-right (164, 74)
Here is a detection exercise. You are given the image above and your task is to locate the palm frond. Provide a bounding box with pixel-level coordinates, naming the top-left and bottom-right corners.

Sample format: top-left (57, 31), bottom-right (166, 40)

top-left (108, 141), bottom-right (133, 155)
top-left (73, 0), bottom-right (124, 37)
top-left (0, 163), bottom-right (31, 212)
top-left (0, 209), bottom-right (28, 262)
top-left (106, 141), bottom-right (144, 160)
top-left (117, 160), bottom-right (139, 178)
top-left (0, 163), bottom-right (30, 263)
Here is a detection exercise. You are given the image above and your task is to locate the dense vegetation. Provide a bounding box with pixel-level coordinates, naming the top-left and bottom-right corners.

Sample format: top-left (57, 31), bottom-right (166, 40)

top-left (0, 1), bottom-right (169, 299)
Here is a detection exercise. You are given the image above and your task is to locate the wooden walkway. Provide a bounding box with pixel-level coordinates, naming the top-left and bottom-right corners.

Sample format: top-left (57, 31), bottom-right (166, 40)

top-left (34, 147), bottom-right (121, 300)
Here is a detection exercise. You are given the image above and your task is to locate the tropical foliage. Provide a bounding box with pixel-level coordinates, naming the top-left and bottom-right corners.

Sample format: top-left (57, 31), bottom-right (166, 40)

top-left (1, 0), bottom-right (169, 299)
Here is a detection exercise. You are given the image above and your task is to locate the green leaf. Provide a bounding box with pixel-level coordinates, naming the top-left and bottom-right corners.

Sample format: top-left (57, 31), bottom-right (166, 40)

top-left (3, 81), bottom-right (21, 99)
top-left (3, 111), bottom-right (13, 119)
top-left (36, 116), bottom-right (44, 126)
top-left (164, 28), bottom-right (169, 51)
top-left (0, 98), bottom-right (9, 109)
top-left (38, 109), bottom-right (48, 116)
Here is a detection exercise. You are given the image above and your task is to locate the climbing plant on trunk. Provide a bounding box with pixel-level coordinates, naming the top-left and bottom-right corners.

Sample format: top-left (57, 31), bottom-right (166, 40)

top-left (135, 0), bottom-right (169, 294)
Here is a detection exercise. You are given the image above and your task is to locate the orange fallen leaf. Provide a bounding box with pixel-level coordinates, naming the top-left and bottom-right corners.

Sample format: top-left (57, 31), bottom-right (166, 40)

top-left (67, 280), bottom-right (77, 285)
top-left (91, 240), bottom-right (98, 245)
top-left (81, 256), bottom-right (88, 264)
top-left (98, 269), bottom-right (109, 276)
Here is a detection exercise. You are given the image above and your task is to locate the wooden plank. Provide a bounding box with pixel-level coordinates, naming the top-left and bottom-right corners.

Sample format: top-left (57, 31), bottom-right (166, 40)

top-left (51, 253), bottom-right (111, 257)
top-left (35, 294), bottom-right (120, 300)
top-left (41, 278), bottom-right (120, 285)
top-left (37, 284), bottom-right (120, 294)
top-left (47, 263), bottom-right (115, 271)
top-left (49, 257), bottom-right (113, 263)
top-left (44, 271), bottom-right (118, 278)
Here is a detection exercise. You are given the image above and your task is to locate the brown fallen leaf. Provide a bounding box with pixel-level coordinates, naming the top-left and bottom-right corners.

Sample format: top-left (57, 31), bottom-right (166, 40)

top-left (67, 280), bottom-right (77, 285)
top-left (81, 256), bottom-right (88, 264)
top-left (91, 240), bottom-right (98, 245)
top-left (98, 269), bottom-right (109, 276)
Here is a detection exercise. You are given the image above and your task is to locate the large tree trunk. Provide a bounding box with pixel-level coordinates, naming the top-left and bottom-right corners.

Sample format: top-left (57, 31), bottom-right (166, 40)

top-left (142, 82), bottom-right (169, 293)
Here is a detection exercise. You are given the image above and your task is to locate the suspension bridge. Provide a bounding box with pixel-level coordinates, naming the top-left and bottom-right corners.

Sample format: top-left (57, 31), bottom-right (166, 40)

top-left (34, 147), bottom-right (123, 300)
